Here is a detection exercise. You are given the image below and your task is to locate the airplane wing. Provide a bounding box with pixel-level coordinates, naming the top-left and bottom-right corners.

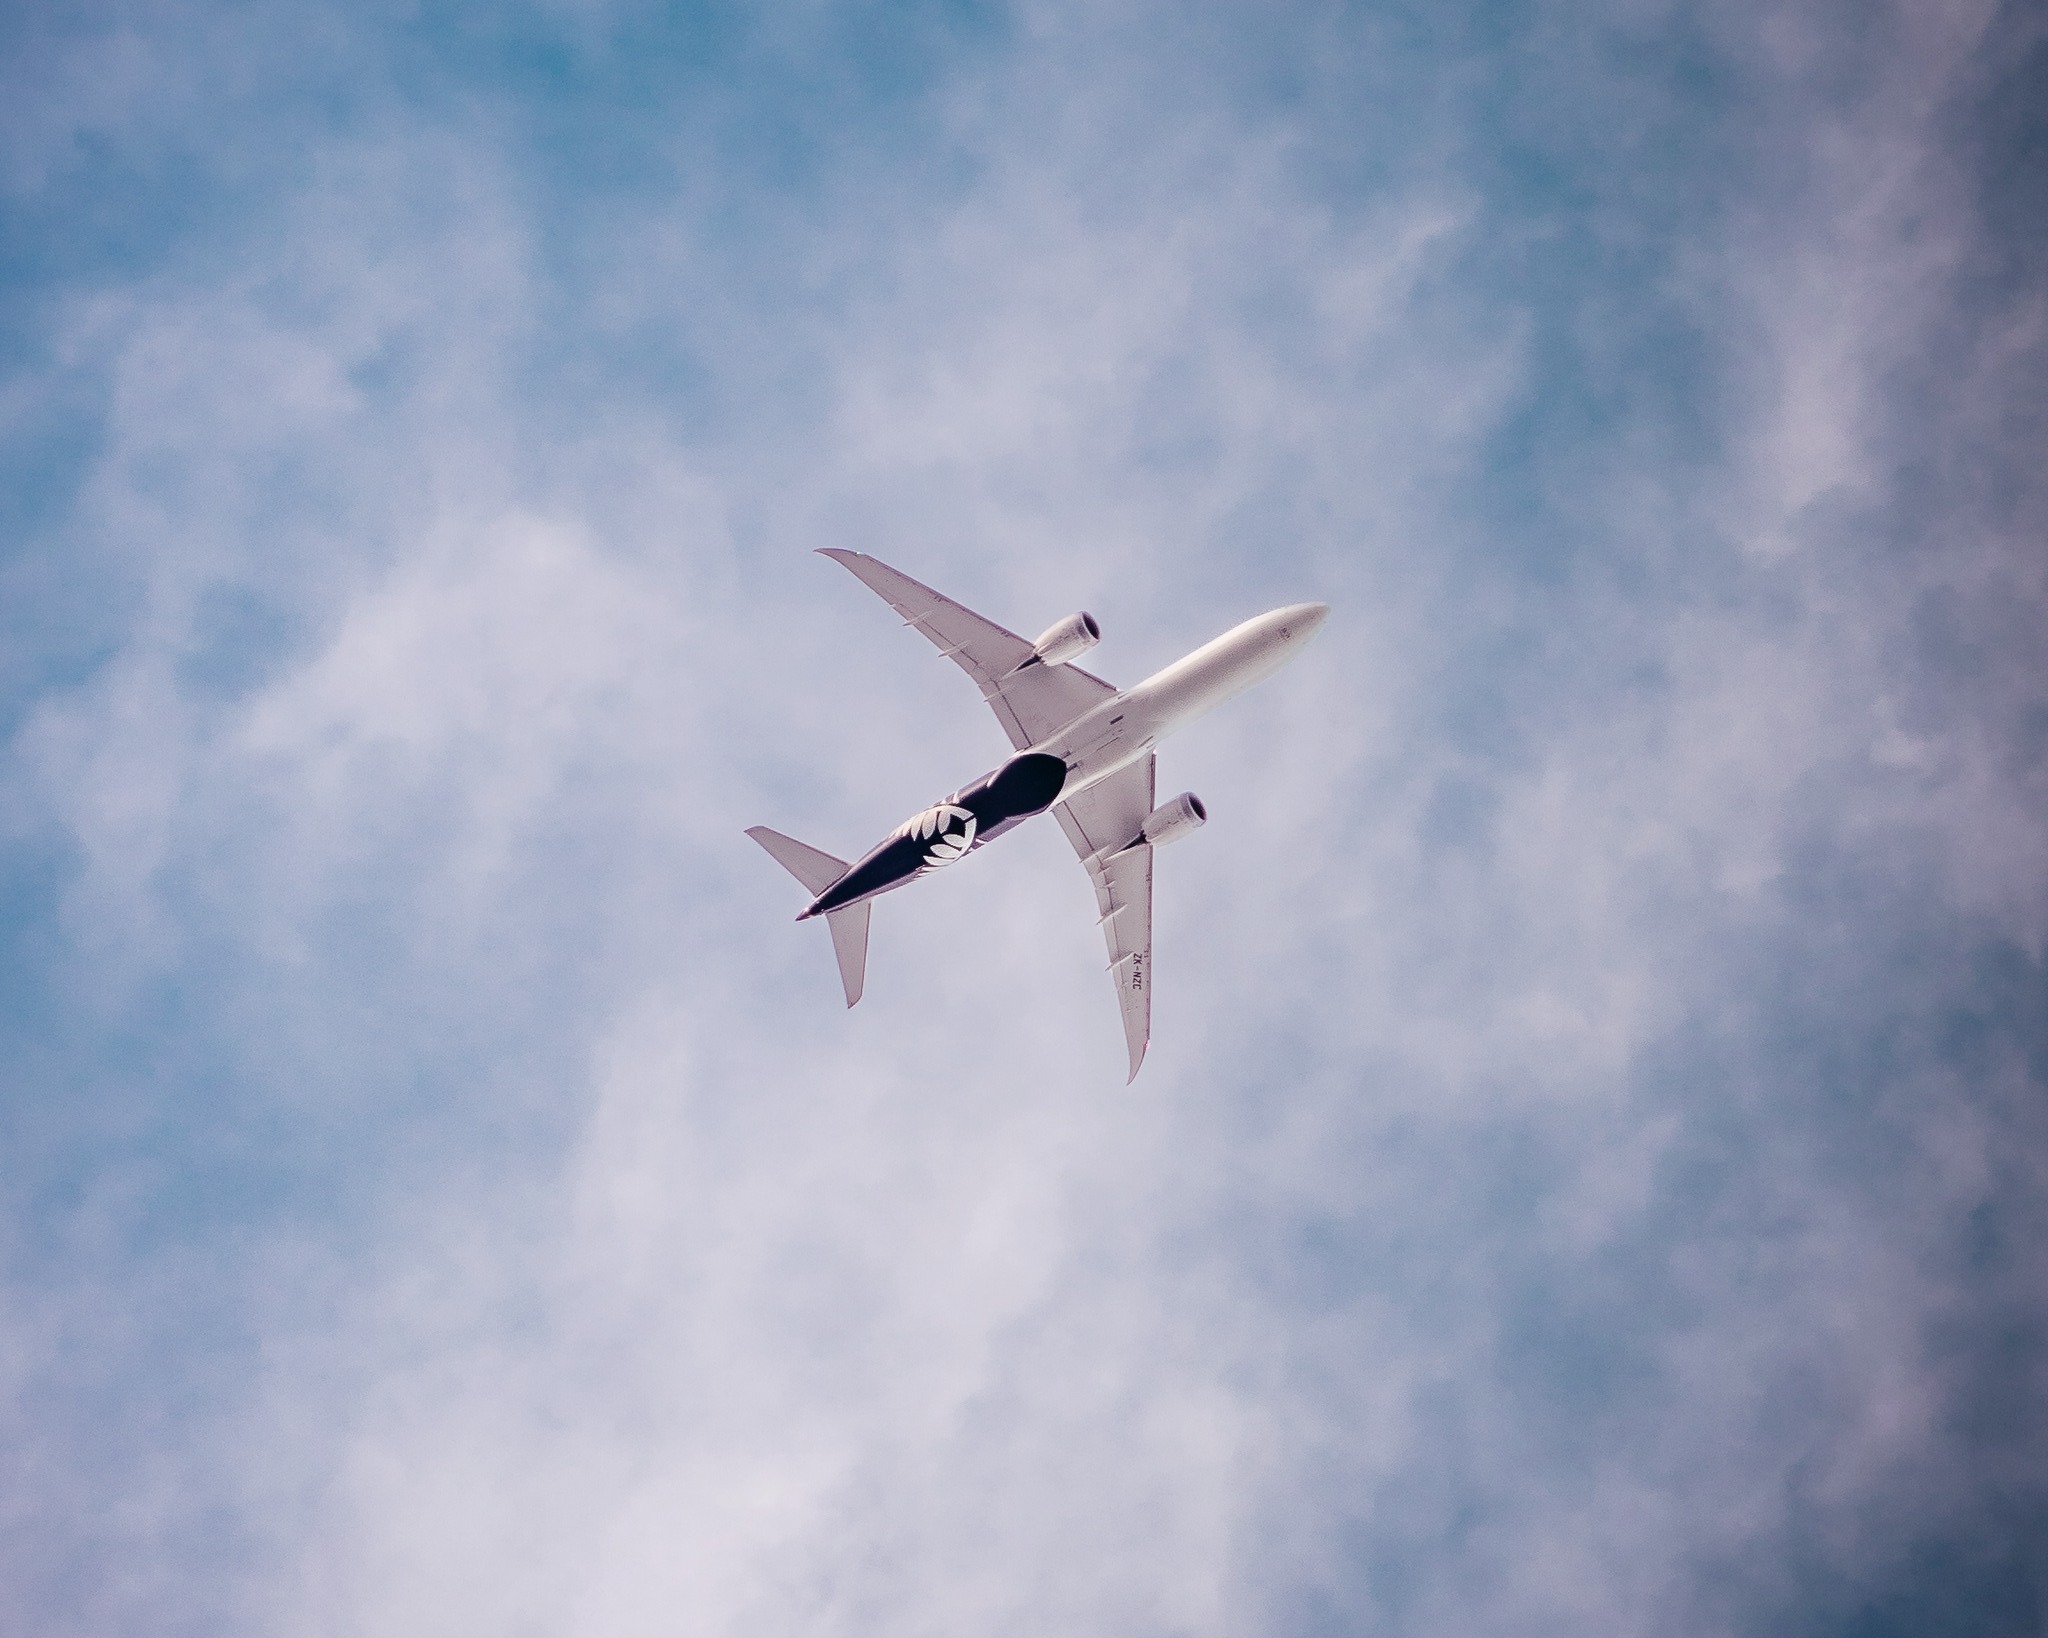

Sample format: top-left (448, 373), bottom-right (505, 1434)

top-left (1053, 756), bottom-right (1157, 1082)
top-left (817, 549), bottom-right (1117, 749)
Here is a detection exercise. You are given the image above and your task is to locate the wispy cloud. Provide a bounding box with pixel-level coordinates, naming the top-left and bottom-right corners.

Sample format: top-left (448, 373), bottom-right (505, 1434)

top-left (2, 2), bottom-right (2043, 1634)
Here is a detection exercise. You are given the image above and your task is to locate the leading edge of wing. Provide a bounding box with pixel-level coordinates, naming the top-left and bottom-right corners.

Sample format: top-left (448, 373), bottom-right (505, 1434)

top-left (816, 549), bottom-right (1118, 750)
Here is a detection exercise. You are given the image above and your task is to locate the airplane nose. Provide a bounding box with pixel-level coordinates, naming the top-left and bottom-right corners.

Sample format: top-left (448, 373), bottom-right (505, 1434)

top-left (1282, 602), bottom-right (1330, 640)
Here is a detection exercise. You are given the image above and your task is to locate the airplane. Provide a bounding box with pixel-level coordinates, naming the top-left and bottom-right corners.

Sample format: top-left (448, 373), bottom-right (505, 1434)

top-left (747, 550), bottom-right (1330, 1080)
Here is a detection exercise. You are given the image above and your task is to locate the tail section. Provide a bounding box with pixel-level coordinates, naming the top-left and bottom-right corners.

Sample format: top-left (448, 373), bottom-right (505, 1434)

top-left (745, 826), bottom-right (869, 1008)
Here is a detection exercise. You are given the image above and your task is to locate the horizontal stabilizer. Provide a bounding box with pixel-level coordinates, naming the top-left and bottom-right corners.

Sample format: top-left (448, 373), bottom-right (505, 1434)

top-left (745, 826), bottom-right (847, 896)
top-left (826, 901), bottom-right (871, 1008)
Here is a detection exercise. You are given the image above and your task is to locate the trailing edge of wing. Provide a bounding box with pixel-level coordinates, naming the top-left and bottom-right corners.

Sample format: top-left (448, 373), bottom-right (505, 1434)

top-left (1099, 847), bottom-right (1154, 1081)
top-left (1052, 756), bottom-right (1157, 1081)
top-left (816, 549), bottom-right (1118, 750)
top-left (826, 902), bottom-right (871, 1008)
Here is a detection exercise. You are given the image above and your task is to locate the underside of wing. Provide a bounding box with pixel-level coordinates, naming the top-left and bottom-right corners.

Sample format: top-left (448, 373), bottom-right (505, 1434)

top-left (817, 549), bottom-right (1117, 749)
top-left (1053, 756), bottom-right (1157, 1081)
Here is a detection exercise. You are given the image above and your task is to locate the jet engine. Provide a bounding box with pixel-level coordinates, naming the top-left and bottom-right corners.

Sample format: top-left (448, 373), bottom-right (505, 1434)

top-left (1031, 611), bottom-right (1102, 666)
top-left (1140, 791), bottom-right (1208, 847)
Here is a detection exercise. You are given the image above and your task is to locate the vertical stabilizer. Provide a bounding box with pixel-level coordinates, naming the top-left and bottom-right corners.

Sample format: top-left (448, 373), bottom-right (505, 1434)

top-left (825, 902), bottom-right (870, 1007)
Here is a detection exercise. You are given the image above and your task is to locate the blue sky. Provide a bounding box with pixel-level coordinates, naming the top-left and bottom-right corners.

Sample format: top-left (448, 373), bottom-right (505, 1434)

top-left (3, 2), bottom-right (2044, 1633)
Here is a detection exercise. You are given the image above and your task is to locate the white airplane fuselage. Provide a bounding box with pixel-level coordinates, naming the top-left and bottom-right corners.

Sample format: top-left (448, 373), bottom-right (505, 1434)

top-left (1035, 602), bottom-right (1330, 802)
top-left (797, 600), bottom-right (1330, 920)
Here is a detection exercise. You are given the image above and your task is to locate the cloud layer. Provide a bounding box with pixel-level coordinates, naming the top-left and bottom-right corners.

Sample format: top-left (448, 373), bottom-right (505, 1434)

top-left (3, 2), bottom-right (2044, 1634)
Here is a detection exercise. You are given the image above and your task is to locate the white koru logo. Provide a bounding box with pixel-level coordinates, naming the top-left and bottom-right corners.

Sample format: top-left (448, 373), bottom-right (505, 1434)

top-left (913, 803), bottom-right (977, 870)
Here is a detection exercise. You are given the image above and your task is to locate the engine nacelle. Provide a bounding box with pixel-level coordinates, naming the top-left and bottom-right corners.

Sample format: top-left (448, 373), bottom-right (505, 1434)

top-left (1140, 791), bottom-right (1208, 848)
top-left (1031, 610), bottom-right (1102, 666)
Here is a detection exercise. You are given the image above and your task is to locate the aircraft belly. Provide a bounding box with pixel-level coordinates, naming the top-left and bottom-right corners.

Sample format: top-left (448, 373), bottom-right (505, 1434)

top-left (1050, 714), bottom-right (1158, 801)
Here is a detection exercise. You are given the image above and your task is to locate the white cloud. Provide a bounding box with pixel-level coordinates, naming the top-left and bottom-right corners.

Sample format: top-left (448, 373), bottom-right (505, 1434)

top-left (4, 3), bottom-right (2045, 1635)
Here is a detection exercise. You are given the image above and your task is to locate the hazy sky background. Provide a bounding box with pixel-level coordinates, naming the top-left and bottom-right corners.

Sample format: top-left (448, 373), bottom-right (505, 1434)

top-left (3, 2), bottom-right (2044, 1634)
